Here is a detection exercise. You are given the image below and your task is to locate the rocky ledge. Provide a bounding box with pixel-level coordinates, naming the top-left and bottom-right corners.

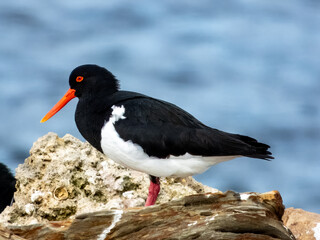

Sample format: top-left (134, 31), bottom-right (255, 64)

top-left (2, 190), bottom-right (294, 240)
top-left (0, 132), bottom-right (316, 239)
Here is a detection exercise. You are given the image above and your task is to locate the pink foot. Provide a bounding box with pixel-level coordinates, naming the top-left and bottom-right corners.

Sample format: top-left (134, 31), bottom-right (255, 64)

top-left (145, 177), bottom-right (160, 206)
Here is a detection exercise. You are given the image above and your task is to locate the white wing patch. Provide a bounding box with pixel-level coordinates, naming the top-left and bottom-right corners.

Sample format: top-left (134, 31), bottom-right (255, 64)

top-left (101, 105), bottom-right (239, 177)
top-left (110, 105), bottom-right (126, 124)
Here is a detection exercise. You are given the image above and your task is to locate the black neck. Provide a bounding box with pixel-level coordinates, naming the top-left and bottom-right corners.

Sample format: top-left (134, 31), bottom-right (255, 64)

top-left (75, 92), bottom-right (114, 152)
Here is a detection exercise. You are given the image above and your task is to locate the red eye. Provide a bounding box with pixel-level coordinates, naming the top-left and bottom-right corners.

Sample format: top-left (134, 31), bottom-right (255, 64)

top-left (76, 76), bottom-right (84, 82)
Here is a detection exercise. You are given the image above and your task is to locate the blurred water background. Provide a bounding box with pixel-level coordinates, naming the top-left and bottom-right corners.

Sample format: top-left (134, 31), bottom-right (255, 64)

top-left (0, 0), bottom-right (319, 213)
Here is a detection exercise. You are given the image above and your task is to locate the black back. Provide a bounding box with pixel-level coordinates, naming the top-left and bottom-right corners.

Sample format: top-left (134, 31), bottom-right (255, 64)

top-left (113, 92), bottom-right (272, 159)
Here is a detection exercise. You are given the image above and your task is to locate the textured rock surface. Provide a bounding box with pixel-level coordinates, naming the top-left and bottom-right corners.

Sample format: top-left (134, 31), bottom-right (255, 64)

top-left (0, 225), bottom-right (26, 240)
top-left (283, 208), bottom-right (320, 240)
top-left (3, 191), bottom-right (295, 240)
top-left (0, 133), bottom-right (216, 226)
top-left (0, 133), bottom-right (297, 239)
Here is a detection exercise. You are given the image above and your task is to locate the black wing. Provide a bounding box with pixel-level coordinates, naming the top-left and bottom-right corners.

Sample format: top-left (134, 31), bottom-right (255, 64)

top-left (111, 91), bottom-right (273, 160)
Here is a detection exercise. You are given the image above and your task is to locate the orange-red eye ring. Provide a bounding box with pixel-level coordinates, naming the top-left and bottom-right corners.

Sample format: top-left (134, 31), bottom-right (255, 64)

top-left (76, 76), bottom-right (84, 82)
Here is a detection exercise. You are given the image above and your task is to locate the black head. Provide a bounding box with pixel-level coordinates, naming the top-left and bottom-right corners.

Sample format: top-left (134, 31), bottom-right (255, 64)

top-left (41, 64), bottom-right (120, 123)
top-left (69, 64), bottom-right (119, 98)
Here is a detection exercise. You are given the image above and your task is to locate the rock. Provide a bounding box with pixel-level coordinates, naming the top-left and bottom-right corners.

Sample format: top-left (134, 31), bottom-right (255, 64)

top-left (283, 207), bottom-right (320, 240)
top-left (0, 133), bottom-right (295, 239)
top-left (0, 225), bottom-right (26, 240)
top-left (2, 191), bottom-right (295, 240)
top-left (0, 132), bottom-right (217, 226)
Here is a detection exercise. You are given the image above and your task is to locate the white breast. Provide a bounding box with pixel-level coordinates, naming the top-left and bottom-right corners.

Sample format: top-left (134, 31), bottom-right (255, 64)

top-left (100, 105), bottom-right (239, 177)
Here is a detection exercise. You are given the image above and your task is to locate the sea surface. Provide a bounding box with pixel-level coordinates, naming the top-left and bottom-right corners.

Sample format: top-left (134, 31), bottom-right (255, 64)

top-left (0, 0), bottom-right (319, 213)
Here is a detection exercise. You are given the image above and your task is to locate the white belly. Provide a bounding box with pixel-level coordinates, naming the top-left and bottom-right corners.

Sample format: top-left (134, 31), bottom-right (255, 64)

top-left (100, 105), bottom-right (239, 177)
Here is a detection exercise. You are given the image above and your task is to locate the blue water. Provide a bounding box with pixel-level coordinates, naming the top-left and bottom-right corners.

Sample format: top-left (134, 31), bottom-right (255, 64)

top-left (0, 0), bottom-right (319, 213)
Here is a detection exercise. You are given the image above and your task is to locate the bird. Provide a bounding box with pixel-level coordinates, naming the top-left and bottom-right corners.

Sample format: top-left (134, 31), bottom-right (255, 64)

top-left (0, 162), bottom-right (16, 212)
top-left (41, 64), bottom-right (273, 206)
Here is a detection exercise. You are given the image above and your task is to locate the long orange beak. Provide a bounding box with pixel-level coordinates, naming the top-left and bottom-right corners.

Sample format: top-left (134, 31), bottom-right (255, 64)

top-left (40, 88), bottom-right (76, 123)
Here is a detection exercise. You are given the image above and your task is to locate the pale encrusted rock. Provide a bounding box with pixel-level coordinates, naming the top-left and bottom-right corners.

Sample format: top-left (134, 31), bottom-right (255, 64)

top-left (0, 132), bottom-right (217, 226)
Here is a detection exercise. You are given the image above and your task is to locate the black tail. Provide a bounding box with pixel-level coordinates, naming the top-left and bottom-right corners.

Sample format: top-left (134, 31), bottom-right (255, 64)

top-left (232, 134), bottom-right (274, 160)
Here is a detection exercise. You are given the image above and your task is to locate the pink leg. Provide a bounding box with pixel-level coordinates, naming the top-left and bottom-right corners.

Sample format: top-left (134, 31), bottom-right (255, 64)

top-left (145, 177), bottom-right (160, 206)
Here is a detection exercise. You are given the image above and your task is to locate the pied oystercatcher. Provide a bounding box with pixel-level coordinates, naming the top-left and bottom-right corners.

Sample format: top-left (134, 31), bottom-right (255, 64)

top-left (41, 64), bottom-right (273, 206)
